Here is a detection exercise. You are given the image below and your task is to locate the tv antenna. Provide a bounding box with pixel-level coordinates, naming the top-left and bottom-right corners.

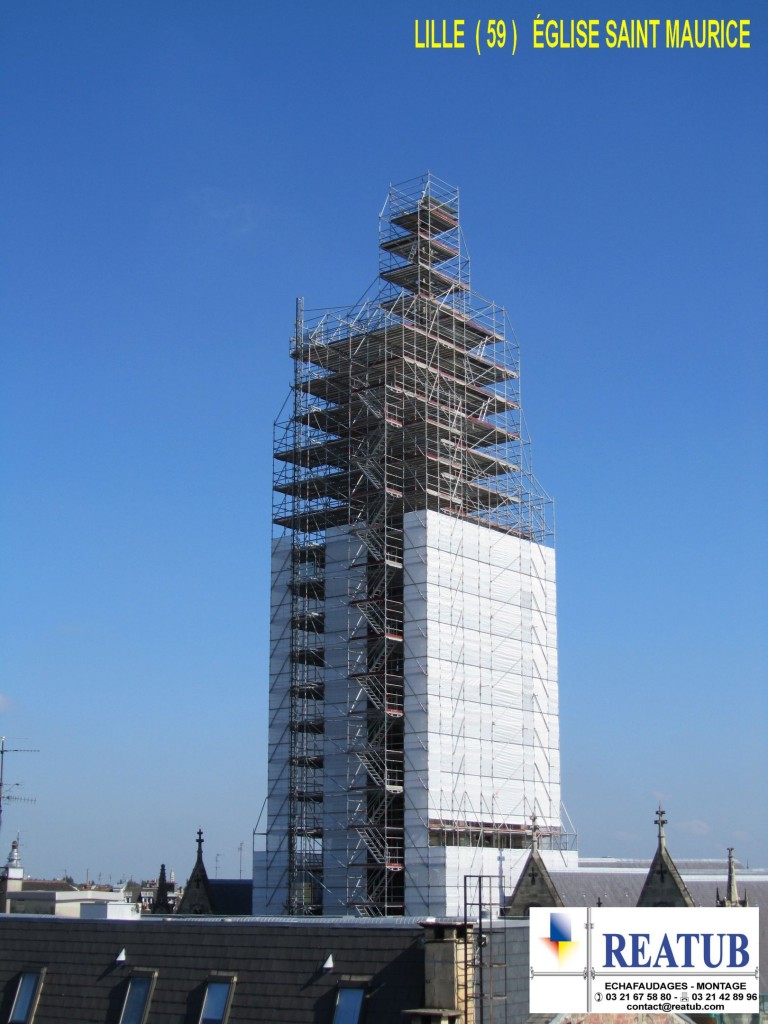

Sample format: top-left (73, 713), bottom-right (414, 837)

top-left (0, 737), bottom-right (39, 834)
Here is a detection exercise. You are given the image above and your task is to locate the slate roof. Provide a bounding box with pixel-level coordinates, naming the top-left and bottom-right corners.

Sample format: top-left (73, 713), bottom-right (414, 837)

top-left (544, 869), bottom-right (645, 907)
top-left (20, 879), bottom-right (78, 892)
top-left (208, 879), bottom-right (253, 915)
top-left (545, 867), bottom-right (768, 913)
top-left (578, 857), bottom-right (746, 872)
top-left (0, 915), bottom-right (425, 1023)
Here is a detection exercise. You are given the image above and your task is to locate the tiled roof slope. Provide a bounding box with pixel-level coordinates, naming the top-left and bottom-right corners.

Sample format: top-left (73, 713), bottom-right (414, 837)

top-left (0, 916), bottom-right (425, 1024)
top-left (209, 879), bottom-right (253, 915)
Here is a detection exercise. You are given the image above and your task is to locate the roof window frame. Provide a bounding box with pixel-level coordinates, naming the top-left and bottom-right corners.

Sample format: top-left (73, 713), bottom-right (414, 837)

top-left (8, 969), bottom-right (46, 1024)
top-left (117, 969), bottom-right (158, 1024)
top-left (198, 974), bottom-right (236, 1024)
top-left (331, 977), bottom-right (369, 1024)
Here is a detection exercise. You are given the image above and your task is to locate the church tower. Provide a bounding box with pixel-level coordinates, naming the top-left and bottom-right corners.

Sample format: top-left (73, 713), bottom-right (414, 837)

top-left (255, 175), bottom-right (561, 916)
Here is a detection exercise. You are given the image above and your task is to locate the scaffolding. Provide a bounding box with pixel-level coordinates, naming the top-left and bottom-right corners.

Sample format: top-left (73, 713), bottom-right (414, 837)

top-left (272, 174), bottom-right (554, 916)
top-left (463, 875), bottom-right (507, 1024)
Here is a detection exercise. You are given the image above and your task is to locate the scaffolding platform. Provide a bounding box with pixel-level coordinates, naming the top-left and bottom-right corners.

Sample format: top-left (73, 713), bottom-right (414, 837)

top-left (271, 174), bottom-right (554, 918)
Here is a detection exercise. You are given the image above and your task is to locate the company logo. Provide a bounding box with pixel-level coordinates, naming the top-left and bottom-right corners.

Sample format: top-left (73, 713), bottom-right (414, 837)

top-left (529, 907), bottom-right (760, 1013)
top-left (603, 930), bottom-right (749, 969)
top-left (542, 911), bottom-right (579, 964)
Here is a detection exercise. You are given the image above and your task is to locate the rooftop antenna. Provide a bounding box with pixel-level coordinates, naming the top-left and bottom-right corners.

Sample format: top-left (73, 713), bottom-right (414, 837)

top-left (0, 737), bottom-right (38, 834)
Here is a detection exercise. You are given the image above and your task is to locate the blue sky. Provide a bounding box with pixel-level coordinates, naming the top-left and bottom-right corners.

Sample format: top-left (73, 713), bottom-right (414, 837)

top-left (1, 0), bottom-right (766, 884)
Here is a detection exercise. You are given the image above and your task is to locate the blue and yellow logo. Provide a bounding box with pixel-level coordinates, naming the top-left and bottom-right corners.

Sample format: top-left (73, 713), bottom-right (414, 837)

top-left (542, 912), bottom-right (579, 965)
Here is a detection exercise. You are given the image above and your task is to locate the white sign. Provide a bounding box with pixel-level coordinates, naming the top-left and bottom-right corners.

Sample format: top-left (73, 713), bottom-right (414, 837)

top-left (529, 907), bottom-right (759, 1012)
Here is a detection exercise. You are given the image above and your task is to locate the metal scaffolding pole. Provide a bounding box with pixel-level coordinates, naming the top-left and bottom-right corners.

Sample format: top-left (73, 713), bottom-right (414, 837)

top-left (272, 175), bottom-right (555, 916)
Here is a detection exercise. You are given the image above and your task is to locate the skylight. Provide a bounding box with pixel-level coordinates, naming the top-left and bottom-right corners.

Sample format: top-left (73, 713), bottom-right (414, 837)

top-left (199, 980), bottom-right (234, 1024)
top-left (118, 974), bottom-right (155, 1024)
top-left (331, 986), bottom-right (365, 1024)
top-left (9, 972), bottom-right (44, 1024)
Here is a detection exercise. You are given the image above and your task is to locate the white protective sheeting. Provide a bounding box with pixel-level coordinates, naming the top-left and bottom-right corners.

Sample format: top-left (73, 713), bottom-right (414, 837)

top-left (263, 508), bottom-right (560, 917)
top-left (402, 509), bottom-right (560, 912)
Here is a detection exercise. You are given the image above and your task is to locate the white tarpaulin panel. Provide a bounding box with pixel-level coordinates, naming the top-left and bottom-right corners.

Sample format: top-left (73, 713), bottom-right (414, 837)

top-left (403, 509), bottom-right (560, 841)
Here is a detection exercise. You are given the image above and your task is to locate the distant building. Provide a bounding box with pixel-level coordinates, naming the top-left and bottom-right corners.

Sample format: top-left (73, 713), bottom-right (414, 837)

top-left (257, 174), bottom-right (562, 919)
top-left (716, 846), bottom-right (750, 907)
top-left (505, 807), bottom-right (764, 917)
top-left (0, 838), bottom-right (27, 911)
top-left (137, 866), bottom-right (180, 914)
top-left (0, 839), bottom-right (139, 919)
top-left (176, 830), bottom-right (252, 916)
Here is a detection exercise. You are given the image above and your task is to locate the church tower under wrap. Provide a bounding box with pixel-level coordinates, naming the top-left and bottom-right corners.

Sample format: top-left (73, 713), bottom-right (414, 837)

top-left (254, 175), bottom-right (562, 917)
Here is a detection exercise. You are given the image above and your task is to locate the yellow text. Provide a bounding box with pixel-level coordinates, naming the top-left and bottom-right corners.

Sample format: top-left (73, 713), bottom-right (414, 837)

top-left (414, 19), bottom-right (465, 49)
top-left (605, 19), bottom-right (661, 48)
top-left (665, 19), bottom-right (750, 48)
top-left (533, 18), bottom-right (600, 49)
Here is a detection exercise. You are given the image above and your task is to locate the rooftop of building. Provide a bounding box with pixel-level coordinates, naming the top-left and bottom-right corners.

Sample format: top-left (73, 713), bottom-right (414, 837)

top-left (0, 913), bottom-right (428, 1024)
